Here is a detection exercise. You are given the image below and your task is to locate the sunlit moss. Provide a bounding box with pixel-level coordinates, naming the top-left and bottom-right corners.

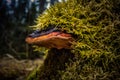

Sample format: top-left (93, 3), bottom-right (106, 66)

top-left (27, 0), bottom-right (120, 80)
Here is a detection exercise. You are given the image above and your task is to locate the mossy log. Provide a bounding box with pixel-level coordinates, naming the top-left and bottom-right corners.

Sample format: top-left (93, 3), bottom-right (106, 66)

top-left (26, 0), bottom-right (120, 80)
top-left (27, 49), bottom-right (74, 80)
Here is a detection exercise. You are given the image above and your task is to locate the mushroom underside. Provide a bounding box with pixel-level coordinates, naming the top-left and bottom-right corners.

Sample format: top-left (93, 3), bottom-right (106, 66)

top-left (26, 32), bottom-right (74, 49)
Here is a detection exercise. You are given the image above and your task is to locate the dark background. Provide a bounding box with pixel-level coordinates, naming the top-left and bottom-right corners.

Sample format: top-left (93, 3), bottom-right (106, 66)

top-left (0, 0), bottom-right (61, 59)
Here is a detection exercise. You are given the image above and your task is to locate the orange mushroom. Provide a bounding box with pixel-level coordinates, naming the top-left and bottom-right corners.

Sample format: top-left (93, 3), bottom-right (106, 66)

top-left (26, 29), bottom-right (74, 49)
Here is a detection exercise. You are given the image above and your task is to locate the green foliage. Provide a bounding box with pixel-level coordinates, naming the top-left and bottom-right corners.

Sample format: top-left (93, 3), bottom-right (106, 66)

top-left (28, 0), bottom-right (120, 80)
top-left (26, 65), bottom-right (41, 80)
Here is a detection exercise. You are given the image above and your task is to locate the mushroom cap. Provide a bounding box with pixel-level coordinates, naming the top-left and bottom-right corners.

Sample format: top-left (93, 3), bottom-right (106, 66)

top-left (26, 31), bottom-right (74, 49)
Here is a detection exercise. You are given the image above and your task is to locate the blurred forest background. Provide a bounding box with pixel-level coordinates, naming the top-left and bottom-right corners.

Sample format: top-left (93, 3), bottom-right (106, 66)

top-left (0, 0), bottom-right (61, 59)
top-left (0, 0), bottom-right (62, 79)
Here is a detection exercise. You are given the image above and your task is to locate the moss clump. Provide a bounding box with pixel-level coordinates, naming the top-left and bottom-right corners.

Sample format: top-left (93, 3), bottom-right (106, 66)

top-left (28, 0), bottom-right (120, 80)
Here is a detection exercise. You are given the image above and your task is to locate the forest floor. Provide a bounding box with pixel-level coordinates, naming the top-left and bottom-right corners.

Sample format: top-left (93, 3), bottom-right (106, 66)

top-left (0, 54), bottom-right (44, 80)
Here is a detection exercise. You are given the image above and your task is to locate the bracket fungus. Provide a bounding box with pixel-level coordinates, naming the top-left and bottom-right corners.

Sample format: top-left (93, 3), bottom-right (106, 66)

top-left (26, 28), bottom-right (74, 49)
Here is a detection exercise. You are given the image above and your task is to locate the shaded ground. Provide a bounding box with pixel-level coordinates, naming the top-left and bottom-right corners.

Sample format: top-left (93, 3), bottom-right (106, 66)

top-left (0, 54), bottom-right (43, 80)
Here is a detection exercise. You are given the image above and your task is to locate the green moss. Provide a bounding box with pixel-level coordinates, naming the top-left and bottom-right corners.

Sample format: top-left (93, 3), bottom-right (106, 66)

top-left (27, 0), bottom-right (120, 80)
